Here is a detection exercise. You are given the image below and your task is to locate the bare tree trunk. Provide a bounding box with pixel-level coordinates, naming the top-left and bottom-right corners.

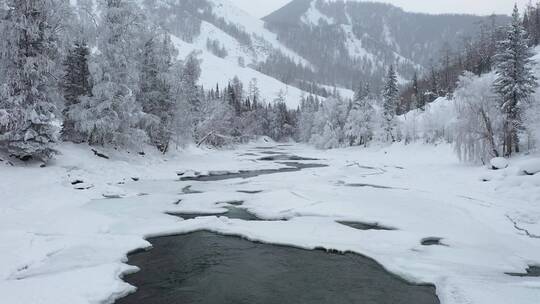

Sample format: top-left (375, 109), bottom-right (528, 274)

top-left (196, 131), bottom-right (215, 147)
top-left (480, 108), bottom-right (499, 158)
top-left (514, 130), bottom-right (520, 153)
top-left (502, 110), bottom-right (512, 157)
top-left (512, 111), bottom-right (520, 154)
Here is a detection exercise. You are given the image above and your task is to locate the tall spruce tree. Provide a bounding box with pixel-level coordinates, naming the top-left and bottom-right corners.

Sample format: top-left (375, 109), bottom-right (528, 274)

top-left (382, 65), bottom-right (399, 142)
top-left (70, 0), bottom-right (148, 147)
top-left (62, 42), bottom-right (92, 143)
top-left (181, 52), bottom-right (202, 112)
top-left (0, 0), bottom-right (66, 161)
top-left (494, 5), bottom-right (538, 156)
top-left (411, 72), bottom-right (425, 111)
top-left (138, 33), bottom-right (178, 152)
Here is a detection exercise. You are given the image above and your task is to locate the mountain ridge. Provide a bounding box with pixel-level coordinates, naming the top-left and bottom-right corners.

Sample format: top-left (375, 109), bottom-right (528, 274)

top-left (263, 0), bottom-right (510, 89)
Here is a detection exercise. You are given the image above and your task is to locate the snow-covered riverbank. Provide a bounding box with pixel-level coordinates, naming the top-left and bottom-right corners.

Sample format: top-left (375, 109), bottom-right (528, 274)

top-left (1, 142), bottom-right (539, 304)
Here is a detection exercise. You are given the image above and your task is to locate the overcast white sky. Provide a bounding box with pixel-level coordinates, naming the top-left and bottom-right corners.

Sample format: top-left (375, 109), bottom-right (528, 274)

top-left (230, 0), bottom-right (531, 18)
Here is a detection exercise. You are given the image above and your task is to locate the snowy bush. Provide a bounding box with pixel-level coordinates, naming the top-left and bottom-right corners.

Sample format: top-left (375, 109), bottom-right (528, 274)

top-left (297, 96), bottom-right (320, 143)
top-left (344, 96), bottom-right (376, 146)
top-left (400, 97), bottom-right (456, 144)
top-left (196, 98), bottom-right (235, 146)
top-left (309, 97), bottom-right (349, 149)
top-left (490, 157), bottom-right (509, 170)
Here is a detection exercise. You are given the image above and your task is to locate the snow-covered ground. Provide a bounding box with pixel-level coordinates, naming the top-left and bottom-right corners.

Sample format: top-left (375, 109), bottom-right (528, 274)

top-left (1, 141), bottom-right (539, 304)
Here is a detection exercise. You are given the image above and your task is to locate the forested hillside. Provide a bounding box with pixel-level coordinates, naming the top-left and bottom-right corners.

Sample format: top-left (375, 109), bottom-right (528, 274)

top-left (264, 0), bottom-right (509, 89)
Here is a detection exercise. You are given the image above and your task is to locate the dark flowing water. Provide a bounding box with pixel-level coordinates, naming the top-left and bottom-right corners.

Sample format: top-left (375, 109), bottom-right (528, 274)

top-left (345, 183), bottom-right (407, 190)
top-left (338, 221), bottom-right (396, 231)
top-left (237, 190), bottom-right (263, 194)
top-left (421, 237), bottom-right (446, 246)
top-left (181, 163), bottom-right (328, 182)
top-left (258, 155), bottom-right (319, 161)
top-left (167, 206), bottom-right (261, 221)
top-left (117, 231), bottom-right (440, 304)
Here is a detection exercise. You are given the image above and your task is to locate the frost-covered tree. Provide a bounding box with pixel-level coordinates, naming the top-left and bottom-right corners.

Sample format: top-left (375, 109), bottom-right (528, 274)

top-left (310, 96), bottom-right (349, 149)
top-left (0, 0), bottom-right (68, 161)
top-left (169, 52), bottom-right (205, 146)
top-left (228, 76), bottom-right (244, 115)
top-left (494, 5), bottom-right (538, 156)
top-left (248, 78), bottom-right (260, 105)
top-left (67, 0), bottom-right (98, 45)
top-left (138, 33), bottom-right (178, 152)
top-left (239, 79), bottom-right (266, 137)
top-left (268, 91), bottom-right (295, 141)
top-left (454, 72), bottom-right (503, 163)
top-left (382, 65), bottom-right (399, 142)
top-left (62, 42), bottom-right (92, 143)
top-left (345, 84), bottom-right (375, 146)
top-left (240, 105), bottom-right (267, 138)
top-left (297, 95), bottom-right (320, 142)
top-left (69, 0), bottom-right (148, 147)
top-left (181, 51), bottom-right (203, 114)
top-left (196, 97), bottom-right (235, 146)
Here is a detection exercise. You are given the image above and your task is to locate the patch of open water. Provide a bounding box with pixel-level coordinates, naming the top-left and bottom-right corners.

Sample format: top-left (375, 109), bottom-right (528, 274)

top-left (116, 231), bottom-right (440, 304)
top-left (180, 163), bottom-right (328, 182)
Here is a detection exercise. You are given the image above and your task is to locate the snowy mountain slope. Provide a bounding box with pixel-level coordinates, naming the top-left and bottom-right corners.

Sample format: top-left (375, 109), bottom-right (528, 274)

top-left (159, 0), bottom-right (311, 69)
top-left (206, 0), bottom-right (311, 67)
top-left (140, 0), bottom-right (329, 107)
top-left (170, 36), bottom-right (309, 108)
top-left (264, 0), bottom-right (510, 87)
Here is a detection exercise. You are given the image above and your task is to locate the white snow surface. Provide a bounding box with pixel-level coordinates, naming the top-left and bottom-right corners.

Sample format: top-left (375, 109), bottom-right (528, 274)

top-left (302, 1), bottom-right (335, 25)
top-left (1, 142), bottom-right (540, 304)
top-left (521, 159), bottom-right (540, 175)
top-left (491, 157), bottom-right (509, 170)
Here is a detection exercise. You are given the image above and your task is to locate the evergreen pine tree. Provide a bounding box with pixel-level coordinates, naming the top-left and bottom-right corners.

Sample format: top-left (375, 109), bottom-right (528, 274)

top-left (181, 52), bottom-right (203, 113)
top-left (62, 42), bottom-right (92, 143)
top-left (138, 34), bottom-right (178, 152)
top-left (494, 5), bottom-right (538, 156)
top-left (0, 0), bottom-right (66, 161)
top-left (382, 65), bottom-right (399, 142)
top-left (69, 0), bottom-right (148, 147)
top-left (411, 72), bottom-right (425, 111)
